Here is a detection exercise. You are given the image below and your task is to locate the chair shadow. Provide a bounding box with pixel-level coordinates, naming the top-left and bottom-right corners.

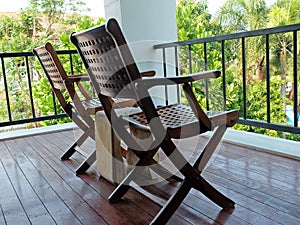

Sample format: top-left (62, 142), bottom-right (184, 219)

top-left (212, 207), bottom-right (235, 225)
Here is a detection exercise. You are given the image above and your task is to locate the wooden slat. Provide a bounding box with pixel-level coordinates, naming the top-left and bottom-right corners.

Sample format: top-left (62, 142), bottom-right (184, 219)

top-left (0, 130), bottom-right (299, 225)
top-left (0, 142), bottom-right (32, 225)
top-left (27, 135), bottom-right (131, 225)
top-left (36, 132), bottom-right (190, 224)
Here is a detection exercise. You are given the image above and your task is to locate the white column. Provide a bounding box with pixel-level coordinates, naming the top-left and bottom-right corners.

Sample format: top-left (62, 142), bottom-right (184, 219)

top-left (104, 0), bottom-right (178, 105)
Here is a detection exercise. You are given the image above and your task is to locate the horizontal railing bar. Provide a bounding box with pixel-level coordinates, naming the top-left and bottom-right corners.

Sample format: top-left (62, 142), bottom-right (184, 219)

top-left (238, 119), bottom-right (300, 134)
top-left (0, 24), bottom-right (299, 136)
top-left (0, 49), bottom-right (77, 58)
top-left (0, 114), bottom-right (68, 128)
top-left (154, 24), bottom-right (300, 49)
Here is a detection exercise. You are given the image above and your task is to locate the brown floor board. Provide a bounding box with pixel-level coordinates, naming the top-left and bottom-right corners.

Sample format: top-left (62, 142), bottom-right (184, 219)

top-left (205, 171), bottom-right (300, 225)
top-left (15, 137), bottom-right (107, 225)
top-left (28, 136), bottom-right (132, 225)
top-left (212, 156), bottom-right (300, 204)
top-left (0, 160), bottom-right (31, 225)
top-left (31, 133), bottom-right (156, 225)
top-left (0, 129), bottom-right (299, 225)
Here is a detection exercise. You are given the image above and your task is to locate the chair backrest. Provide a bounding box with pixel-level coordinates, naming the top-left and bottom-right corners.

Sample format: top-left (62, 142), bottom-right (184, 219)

top-left (33, 42), bottom-right (95, 131)
top-left (33, 43), bottom-right (72, 114)
top-left (71, 19), bottom-right (163, 149)
top-left (33, 43), bottom-right (68, 91)
top-left (70, 18), bottom-right (142, 100)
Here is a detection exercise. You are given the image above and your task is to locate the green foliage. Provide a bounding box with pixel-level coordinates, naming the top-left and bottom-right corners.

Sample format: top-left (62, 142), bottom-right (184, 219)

top-left (176, 0), bottom-right (300, 140)
top-left (0, 0), bottom-right (104, 128)
top-left (32, 76), bottom-right (71, 126)
top-left (0, 0), bottom-right (299, 141)
top-left (177, 0), bottom-right (220, 41)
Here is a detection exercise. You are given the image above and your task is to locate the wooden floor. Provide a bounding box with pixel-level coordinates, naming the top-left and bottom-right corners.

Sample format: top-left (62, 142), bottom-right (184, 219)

top-left (0, 129), bottom-right (299, 225)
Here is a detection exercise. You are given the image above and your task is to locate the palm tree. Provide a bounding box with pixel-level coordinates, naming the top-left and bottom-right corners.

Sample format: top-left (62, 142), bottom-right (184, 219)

top-left (268, 0), bottom-right (300, 104)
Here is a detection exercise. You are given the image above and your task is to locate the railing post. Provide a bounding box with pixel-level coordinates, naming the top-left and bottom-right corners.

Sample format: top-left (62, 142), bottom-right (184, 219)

top-left (241, 37), bottom-right (247, 120)
top-left (1, 57), bottom-right (12, 122)
top-left (293, 31), bottom-right (298, 128)
top-left (25, 55), bottom-right (36, 119)
top-left (221, 40), bottom-right (227, 111)
top-left (162, 47), bottom-right (168, 105)
top-left (266, 34), bottom-right (271, 123)
top-left (203, 42), bottom-right (210, 111)
top-left (174, 46), bottom-right (180, 103)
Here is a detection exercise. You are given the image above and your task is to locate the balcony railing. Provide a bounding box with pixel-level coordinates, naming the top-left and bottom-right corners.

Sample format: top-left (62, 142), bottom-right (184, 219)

top-left (0, 24), bottom-right (299, 136)
top-left (0, 50), bottom-right (78, 128)
top-left (154, 24), bottom-right (300, 135)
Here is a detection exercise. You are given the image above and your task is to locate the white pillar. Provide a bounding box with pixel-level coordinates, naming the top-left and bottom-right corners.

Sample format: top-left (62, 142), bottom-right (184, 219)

top-left (104, 0), bottom-right (178, 105)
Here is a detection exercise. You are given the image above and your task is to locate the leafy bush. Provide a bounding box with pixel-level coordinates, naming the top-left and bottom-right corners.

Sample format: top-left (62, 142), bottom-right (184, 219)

top-left (32, 76), bottom-right (71, 126)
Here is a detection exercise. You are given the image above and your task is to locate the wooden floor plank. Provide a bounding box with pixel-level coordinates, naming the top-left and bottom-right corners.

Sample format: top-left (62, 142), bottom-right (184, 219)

top-left (205, 171), bottom-right (300, 225)
top-left (2, 138), bottom-right (85, 225)
top-left (31, 133), bottom-right (153, 225)
top-left (4, 139), bottom-right (57, 225)
top-left (0, 203), bottom-right (6, 225)
top-left (212, 156), bottom-right (300, 204)
top-left (217, 144), bottom-right (300, 188)
top-left (0, 142), bottom-right (32, 225)
top-left (19, 136), bottom-right (110, 225)
top-left (0, 129), bottom-right (299, 225)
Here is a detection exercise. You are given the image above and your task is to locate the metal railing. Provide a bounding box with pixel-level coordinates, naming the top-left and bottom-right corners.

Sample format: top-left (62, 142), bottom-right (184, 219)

top-left (154, 24), bottom-right (300, 134)
top-left (0, 24), bottom-right (299, 135)
top-left (0, 50), bottom-right (78, 128)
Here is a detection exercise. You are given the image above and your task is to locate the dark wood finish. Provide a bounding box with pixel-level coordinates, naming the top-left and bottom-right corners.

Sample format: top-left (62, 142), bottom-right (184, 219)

top-left (70, 18), bottom-right (240, 224)
top-left (33, 43), bottom-right (102, 175)
top-left (0, 130), bottom-right (299, 225)
top-left (33, 43), bottom-right (136, 175)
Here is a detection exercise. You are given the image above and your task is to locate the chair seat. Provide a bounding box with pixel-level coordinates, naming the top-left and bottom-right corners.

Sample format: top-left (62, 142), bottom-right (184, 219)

top-left (73, 98), bottom-right (138, 115)
top-left (81, 98), bottom-right (103, 114)
top-left (123, 104), bottom-right (238, 139)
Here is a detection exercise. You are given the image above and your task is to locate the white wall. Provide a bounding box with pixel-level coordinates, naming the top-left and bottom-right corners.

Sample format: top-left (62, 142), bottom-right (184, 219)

top-left (104, 0), bottom-right (179, 105)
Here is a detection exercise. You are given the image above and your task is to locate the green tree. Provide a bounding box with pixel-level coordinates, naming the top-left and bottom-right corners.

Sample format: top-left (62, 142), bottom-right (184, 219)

top-left (267, 0), bottom-right (300, 128)
top-left (27, 0), bottom-right (88, 36)
top-left (176, 0), bottom-right (299, 139)
top-left (217, 0), bottom-right (268, 33)
top-left (0, 0), bottom-right (104, 127)
top-left (176, 0), bottom-right (224, 111)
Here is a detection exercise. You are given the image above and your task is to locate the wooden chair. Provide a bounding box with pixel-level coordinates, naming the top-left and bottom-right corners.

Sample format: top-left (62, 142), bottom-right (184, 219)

top-left (33, 43), bottom-right (105, 175)
top-left (70, 18), bottom-right (240, 224)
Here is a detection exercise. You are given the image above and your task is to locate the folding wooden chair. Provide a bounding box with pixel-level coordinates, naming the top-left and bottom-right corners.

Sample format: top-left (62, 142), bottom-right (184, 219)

top-left (70, 18), bottom-right (240, 224)
top-left (33, 43), bottom-right (102, 174)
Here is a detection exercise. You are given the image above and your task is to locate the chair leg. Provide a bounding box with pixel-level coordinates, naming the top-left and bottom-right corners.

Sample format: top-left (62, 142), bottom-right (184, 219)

top-left (60, 129), bottom-right (91, 160)
top-left (150, 172), bottom-right (234, 225)
top-left (76, 150), bottom-right (96, 175)
top-left (160, 137), bottom-right (235, 210)
top-left (109, 150), bottom-right (157, 202)
top-left (195, 125), bottom-right (227, 171)
top-left (191, 174), bottom-right (235, 209)
top-left (150, 180), bottom-right (191, 225)
top-left (109, 162), bottom-right (147, 202)
top-left (60, 142), bottom-right (77, 160)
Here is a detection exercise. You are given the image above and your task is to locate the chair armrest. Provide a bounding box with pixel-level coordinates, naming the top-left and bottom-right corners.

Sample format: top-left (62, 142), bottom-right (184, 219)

top-left (141, 70), bottom-right (156, 77)
top-left (64, 74), bottom-right (92, 100)
top-left (66, 73), bottom-right (90, 82)
top-left (138, 70), bottom-right (221, 89)
top-left (210, 110), bottom-right (240, 128)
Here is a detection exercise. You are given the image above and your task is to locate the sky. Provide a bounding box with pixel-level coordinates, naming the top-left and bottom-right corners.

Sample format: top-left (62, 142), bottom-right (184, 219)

top-left (0, 0), bottom-right (276, 18)
top-left (0, 0), bottom-right (105, 17)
